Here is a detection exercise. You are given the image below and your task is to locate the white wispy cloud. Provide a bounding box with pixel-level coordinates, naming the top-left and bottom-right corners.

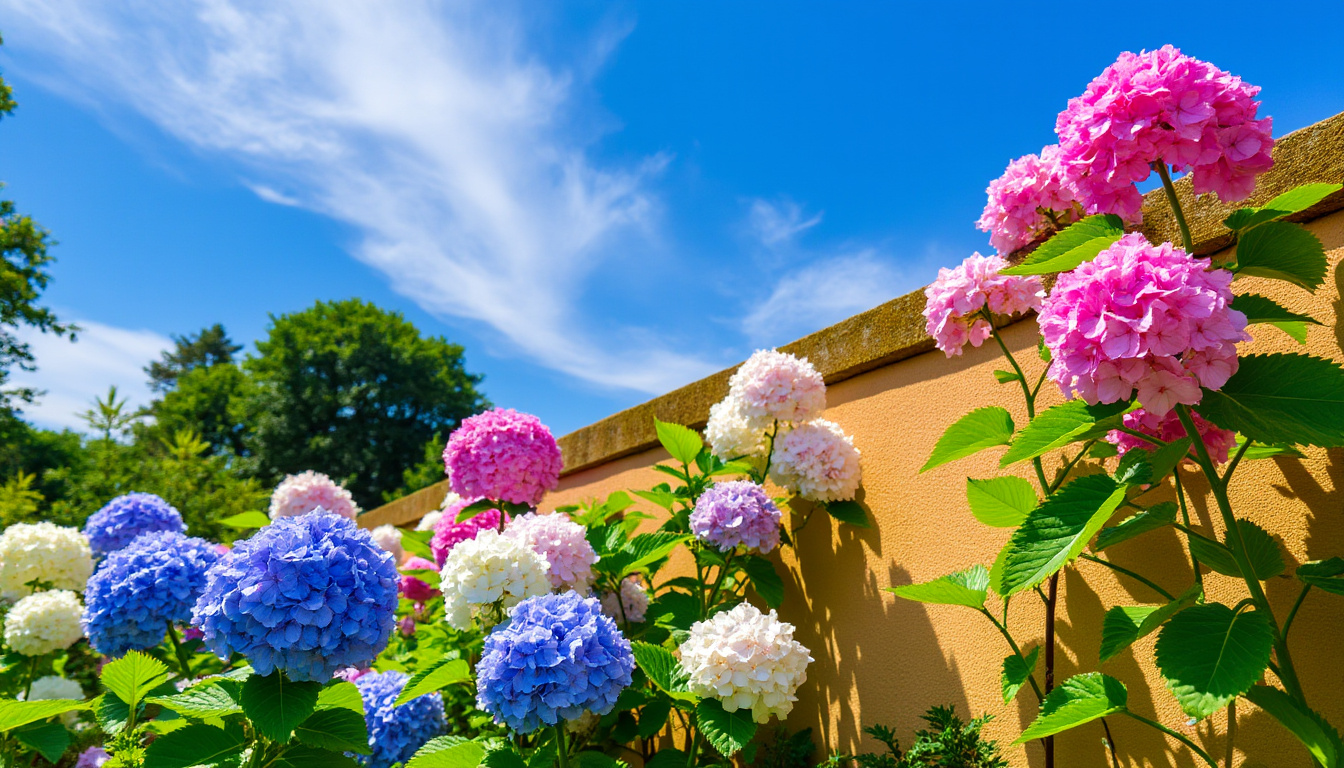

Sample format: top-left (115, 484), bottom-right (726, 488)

top-left (0, 0), bottom-right (713, 394)
top-left (747, 198), bottom-right (823, 247)
top-left (742, 251), bottom-right (909, 345)
top-left (9, 320), bottom-right (171, 431)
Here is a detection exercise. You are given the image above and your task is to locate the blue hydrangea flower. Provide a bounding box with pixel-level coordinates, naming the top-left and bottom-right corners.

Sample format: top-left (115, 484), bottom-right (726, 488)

top-left (82, 531), bottom-right (221, 657)
top-left (191, 510), bottom-right (398, 681)
top-left (352, 670), bottom-right (446, 768)
top-left (84, 493), bottom-right (186, 556)
top-left (476, 591), bottom-right (635, 734)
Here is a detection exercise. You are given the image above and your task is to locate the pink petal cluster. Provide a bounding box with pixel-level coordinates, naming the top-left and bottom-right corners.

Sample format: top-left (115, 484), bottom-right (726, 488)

top-left (268, 470), bottom-right (360, 521)
top-left (430, 496), bottom-right (506, 567)
top-left (1107, 408), bottom-right (1237, 465)
top-left (728, 350), bottom-right (826, 423)
top-left (502, 512), bottom-right (599, 591)
top-left (923, 253), bottom-right (1045, 357)
top-left (601, 576), bottom-right (650, 624)
top-left (1039, 234), bottom-right (1248, 416)
top-left (443, 408), bottom-right (563, 507)
top-left (400, 555), bottom-right (441, 602)
top-left (690, 480), bottom-right (782, 553)
top-left (1055, 45), bottom-right (1274, 222)
top-left (977, 145), bottom-right (1080, 253)
top-left (768, 420), bottom-right (862, 502)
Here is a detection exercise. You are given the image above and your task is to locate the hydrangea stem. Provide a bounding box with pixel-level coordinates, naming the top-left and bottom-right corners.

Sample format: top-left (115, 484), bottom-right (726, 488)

top-left (1123, 711), bottom-right (1217, 767)
top-left (555, 725), bottom-right (570, 768)
top-left (1155, 161), bottom-right (1195, 253)
top-left (166, 621), bottom-right (193, 680)
top-left (977, 608), bottom-right (1043, 702)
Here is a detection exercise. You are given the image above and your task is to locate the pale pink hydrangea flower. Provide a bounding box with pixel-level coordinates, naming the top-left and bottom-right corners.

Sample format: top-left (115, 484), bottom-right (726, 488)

top-left (977, 145), bottom-right (1080, 254)
top-left (1055, 46), bottom-right (1274, 221)
top-left (443, 409), bottom-right (563, 507)
top-left (503, 512), bottom-right (599, 592)
top-left (268, 471), bottom-right (360, 521)
top-left (704, 392), bottom-right (770, 460)
top-left (1039, 234), bottom-right (1248, 416)
top-left (728, 350), bottom-right (826, 424)
top-left (1107, 408), bottom-right (1237, 465)
top-left (430, 496), bottom-right (506, 567)
top-left (769, 419), bottom-right (862, 502)
top-left (369, 524), bottom-right (404, 563)
top-left (923, 253), bottom-right (1044, 357)
top-left (601, 576), bottom-right (650, 624)
top-left (678, 603), bottom-right (813, 723)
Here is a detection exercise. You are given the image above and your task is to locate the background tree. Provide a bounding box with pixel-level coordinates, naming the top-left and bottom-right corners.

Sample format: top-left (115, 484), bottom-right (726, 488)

top-left (145, 323), bottom-right (241, 392)
top-left (142, 346), bottom-right (253, 457)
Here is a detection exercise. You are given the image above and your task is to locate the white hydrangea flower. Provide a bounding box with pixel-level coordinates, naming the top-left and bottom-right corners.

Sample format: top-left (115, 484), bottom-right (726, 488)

top-left (0, 522), bottom-right (94, 601)
top-left (705, 393), bottom-right (771, 460)
top-left (268, 471), bottom-right (360, 520)
top-left (600, 576), bottom-right (650, 624)
top-left (677, 603), bottom-right (812, 723)
top-left (23, 675), bottom-right (85, 722)
top-left (502, 512), bottom-right (598, 592)
top-left (369, 525), bottom-right (404, 563)
top-left (4, 590), bottom-right (85, 656)
top-left (416, 510), bottom-right (445, 532)
top-left (769, 419), bottom-right (862, 502)
top-left (439, 529), bottom-right (550, 630)
top-left (728, 349), bottom-right (826, 424)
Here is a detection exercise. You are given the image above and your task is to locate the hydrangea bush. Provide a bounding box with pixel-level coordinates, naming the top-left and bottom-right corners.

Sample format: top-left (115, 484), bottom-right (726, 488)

top-left (354, 670), bottom-right (446, 768)
top-left (443, 408), bottom-right (562, 507)
top-left (268, 470), bottom-right (361, 520)
top-left (4, 590), bottom-right (84, 656)
top-left (678, 603), bottom-right (812, 723)
top-left (83, 492), bottom-right (186, 556)
top-left (0, 522), bottom-right (93, 599)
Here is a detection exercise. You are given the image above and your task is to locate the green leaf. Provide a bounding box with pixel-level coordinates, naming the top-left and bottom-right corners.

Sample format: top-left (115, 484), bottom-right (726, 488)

top-left (999, 474), bottom-right (1127, 595)
top-left (455, 498), bottom-right (497, 523)
top-left (638, 697), bottom-right (674, 740)
top-left (407, 737), bottom-right (488, 768)
top-left (741, 556), bottom-right (785, 609)
top-left (1244, 684), bottom-right (1343, 768)
top-left (570, 752), bottom-right (620, 768)
top-left (295, 708), bottom-right (372, 755)
top-left (655, 419), bottom-right (704, 466)
top-left (1094, 502), bottom-right (1177, 552)
top-left (1001, 647), bottom-right (1039, 704)
top-left (395, 656), bottom-right (471, 706)
top-left (605, 533), bottom-right (690, 578)
top-left (1225, 183), bottom-right (1344, 230)
top-left (1234, 436), bottom-right (1305, 460)
top-left (644, 750), bottom-right (687, 768)
top-left (1297, 558), bottom-right (1344, 596)
top-left (1232, 293), bottom-right (1320, 344)
top-left (1098, 585), bottom-right (1201, 663)
top-left (239, 671), bottom-right (322, 741)
top-left (921, 407), bottom-right (1014, 472)
top-left (401, 529), bottom-right (435, 560)
top-left (101, 651), bottom-right (170, 713)
top-left (482, 747), bottom-right (528, 768)
top-left (1186, 533), bottom-right (1242, 578)
top-left (93, 693), bottom-right (130, 735)
top-left (630, 642), bottom-right (696, 702)
top-left (648, 592), bottom-right (702, 632)
top-left (142, 723), bottom-right (247, 768)
top-left (993, 370), bottom-right (1022, 384)
top-left (1015, 673), bottom-right (1128, 744)
top-left (824, 499), bottom-right (870, 528)
top-left (1232, 221), bottom-right (1329, 290)
top-left (1198, 354), bottom-right (1344, 447)
top-left (633, 489), bottom-right (676, 511)
top-left (316, 681), bottom-right (365, 714)
top-left (13, 720), bottom-right (69, 764)
top-left (275, 745), bottom-right (360, 768)
top-left (1233, 519), bottom-right (1286, 580)
top-left (966, 476), bottom-right (1036, 527)
top-left (1155, 603), bottom-right (1274, 719)
top-left (149, 684), bottom-right (243, 719)
top-left (885, 565), bottom-right (989, 609)
top-left (0, 700), bottom-right (90, 732)
top-left (1000, 214), bottom-right (1126, 275)
top-left (1147, 439), bottom-right (1193, 486)
top-left (999, 400), bottom-right (1133, 467)
top-left (696, 698), bottom-right (757, 757)
top-left (218, 510), bottom-right (273, 530)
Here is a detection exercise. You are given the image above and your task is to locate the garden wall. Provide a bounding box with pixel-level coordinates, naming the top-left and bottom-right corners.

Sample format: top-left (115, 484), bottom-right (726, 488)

top-left (364, 111), bottom-right (1344, 767)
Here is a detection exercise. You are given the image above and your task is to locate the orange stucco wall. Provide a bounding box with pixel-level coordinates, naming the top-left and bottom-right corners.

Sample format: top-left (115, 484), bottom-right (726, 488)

top-left (540, 209), bottom-right (1344, 768)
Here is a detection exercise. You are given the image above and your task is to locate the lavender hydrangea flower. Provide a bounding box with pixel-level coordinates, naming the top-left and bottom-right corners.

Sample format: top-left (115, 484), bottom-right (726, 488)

top-left (690, 480), bottom-right (781, 553)
top-left (192, 510), bottom-right (399, 681)
top-left (353, 670), bottom-right (446, 768)
top-left (476, 591), bottom-right (634, 734)
top-left (83, 531), bottom-right (221, 657)
top-left (84, 493), bottom-right (186, 556)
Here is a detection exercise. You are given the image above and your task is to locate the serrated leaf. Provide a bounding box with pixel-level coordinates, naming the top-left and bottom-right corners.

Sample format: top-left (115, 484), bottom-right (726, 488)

top-left (1226, 183), bottom-right (1344, 230)
top-left (988, 543), bottom-right (1010, 597)
top-left (1001, 647), bottom-right (1039, 704)
top-left (647, 592), bottom-right (701, 632)
top-left (965, 476), bottom-right (1036, 527)
top-left (275, 744), bottom-right (360, 768)
top-left (1000, 400), bottom-right (1133, 467)
top-left (1000, 214), bottom-right (1125, 275)
top-left (93, 693), bottom-right (130, 735)
top-left (101, 651), bottom-right (170, 712)
top-left (142, 723), bottom-right (247, 768)
top-left (1232, 519), bottom-right (1285, 580)
top-left (570, 752), bottom-right (620, 768)
top-left (1155, 603), bottom-right (1274, 719)
top-left (1232, 293), bottom-right (1320, 344)
top-left (1098, 585), bottom-right (1201, 663)
top-left (239, 672), bottom-right (322, 741)
top-left (630, 643), bottom-right (696, 702)
top-left (316, 681), bottom-right (364, 714)
top-left (483, 747), bottom-right (529, 768)
top-left (1198, 354), bottom-right (1344, 447)
top-left (1234, 436), bottom-right (1305, 460)
top-left (741, 556), bottom-right (785, 609)
top-left (149, 684), bottom-right (242, 719)
top-left (655, 419), bottom-right (704, 466)
top-left (402, 529), bottom-right (435, 560)
top-left (295, 707), bottom-right (371, 754)
top-left (218, 510), bottom-right (272, 530)
top-left (0, 700), bottom-right (90, 733)
top-left (1298, 557), bottom-right (1344, 596)
top-left (696, 698), bottom-right (757, 757)
top-left (633, 489), bottom-right (676, 511)
top-left (1244, 684), bottom-right (1343, 768)
top-left (395, 656), bottom-right (471, 706)
top-left (824, 499), bottom-right (870, 527)
top-left (605, 533), bottom-right (690, 579)
top-left (1094, 502), bottom-right (1177, 552)
top-left (993, 369), bottom-right (1022, 384)
top-left (999, 475), bottom-right (1127, 595)
top-left (407, 737), bottom-right (488, 768)
top-left (13, 719), bottom-right (68, 763)
top-left (922, 407), bottom-right (1014, 472)
top-left (1015, 673), bottom-right (1127, 744)
top-left (1232, 221), bottom-right (1328, 290)
top-left (1187, 533), bottom-right (1242, 578)
top-left (1146, 439), bottom-right (1193, 486)
top-left (885, 565), bottom-right (989, 609)
top-left (638, 697), bottom-right (674, 740)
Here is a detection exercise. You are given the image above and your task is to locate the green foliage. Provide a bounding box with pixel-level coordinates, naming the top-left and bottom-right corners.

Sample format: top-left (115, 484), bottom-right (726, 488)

top-left (998, 474), bottom-right (1126, 595)
top-left (1000, 648), bottom-right (1038, 704)
top-left (921, 407), bottom-right (1014, 472)
top-left (1229, 220), bottom-right (1329, 290)
top-left (239, 672), bottom-right (322, 741)
top-left (697, 698), bottom-right (757, 757)
top-left (1231, 293), bottom-right (1319, 344)
top-left (999, 400), bottom-right (1130, 467)
top-left (964, 477), bottom-right (1035, 528)
top-left (1016, 673), bottom-right (1127, 744)
top-left (1098, 585), bottom-right (1200, 663)
top-left (655, 419), bottom-right (704, 466)
top-left (141, 361), bottom-right (252, 456)
top-left (1154, 604), bottom-right (1274, 719)
top-left (1244, 685), bottom-right (1343, 768)
top-left (998, 214), bottom-right (1125, 276)
top-left (834, 707), bottom-right (1006, 768)
top-left (1224, 183), bottom-right (1344, 230)
top-left (885, 565), bottom-right (988, 609)
top-left (1092, 502), bottom-right (1177, 552)
top-left (1297, 558), bottom-right (1344, 596)
top-left (406, 737), bottom-right (488, 768)
top-left (751, 726), bottom-right (815, 768)
top-left (142, 722), bottom-right (247, 768)
top-left (145, 323), bottom-right (242, 393)
top-left (1198, 353), bottom-right (1344, 447)
top-left (395, 655), bottom-right (471, 706)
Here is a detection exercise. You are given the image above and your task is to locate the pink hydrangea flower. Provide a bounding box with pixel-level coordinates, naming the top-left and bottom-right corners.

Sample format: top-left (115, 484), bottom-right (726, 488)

top-left (1107, 407), bottom-right (1237, 465)
top-left (923, 253), bottom-right (1045, 357)
top-left (400, 556), bottom-right (441, 602)
top-left (76, 747), bottom-right (109, 768)
top-left (1039, 234), bottom-right (1248, 416)
top-left (503, 512), bottom-right (599, 591)
top-left (443, 408), bottom-right (563, 507)
top-left (398, 615), bottom-right (417, 637)
top-left (429, 496), bottom-right (506, 567)
top-left (769, 419), bottom-right (862, 502)
top-left (691, 480), bottom-right (782, 553)
top-left (728, 350), bottom-right (826, 423)
top-left (334, 666), bottom-right (372, 683)
top-left (601, 576), bottom-right (650, 624)
top-left (977, 145), bottom-right (1080, 253)
top-left (1055, 46), bottom-right (1274, 221)
top-left (268, 471), bottom-right (360, 521)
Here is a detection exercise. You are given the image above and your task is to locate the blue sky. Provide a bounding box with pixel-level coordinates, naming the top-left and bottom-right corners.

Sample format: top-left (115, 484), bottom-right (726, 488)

top-left (3, 1), bottom-right (1342, 435)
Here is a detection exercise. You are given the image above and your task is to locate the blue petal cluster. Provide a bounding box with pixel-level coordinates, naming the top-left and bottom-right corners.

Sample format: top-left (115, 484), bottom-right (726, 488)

top-left (476, 591), bottom-right (635, 734)
top-left (191, 510), bottom-right (398, 681)
top-left (353, 670), bottom-right (446, 768)
top-left (84, 493), bottom-right (186, 556)
top-left (82, 531), bottom-right (221, 656)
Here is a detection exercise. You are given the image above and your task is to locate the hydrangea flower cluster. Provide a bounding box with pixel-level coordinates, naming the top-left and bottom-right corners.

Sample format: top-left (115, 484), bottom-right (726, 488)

top-left (369, 525), bottom-right (404, 563)
top-left (4, 590), bottom-right (85, 656)
top-left (1107, 408), bottom-right (1237, 465)
top-left (475, 592), bottom-right (634, 733)
top-left (439, 529), bottom-right (550, 630)
top-left (76, 747), bottom-right (109, 768)
top-left (923, 252), bottom-right (1045, 357)
top-left (192, 510), bottom-right (399, 681)
top-left (503, 513), bottom-right (599, 591)
top-left (769, 420), bottom-right (863, 502)
top-left (1039, 234), bottom-right (1248, 416)
top-left (82, 531), bottom-right (221, 657)
top-left (691, 481), bottom-right (782, 553)
top-left (400, 556), bottom-right (440, 603)
top-left (443, 409), bottom-right (563, 507)
top-left (678, 603), bottom-right (812, 723)
top-left (0, 522), bottom-right (94, 600)
top-left (705, 393), bottom-right (770, 460)
top-left (25, 675), bottom-right (84, 702)
top-left (1055, 46), bottom-right (1274, 221)
top-left (977, 145), bottom-right (1080, 254)
top-left (84, 493), bottom-right (186, 556)
top-left (430, 497), bottom-right (505, 567)
top-left (600, 576), bottom-right (650, 624)
top-left (269, 471), bottom-right (360, 521)
top-left (353, 670), bottom-right (446, 768)
top-left (728, 349), bottom-right (826, 424)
